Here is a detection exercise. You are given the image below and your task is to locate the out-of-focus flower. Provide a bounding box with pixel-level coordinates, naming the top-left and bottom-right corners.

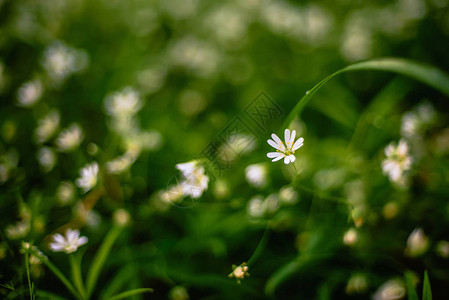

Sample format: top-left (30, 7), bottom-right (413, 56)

top-left (34, 110), bottom-right (60, 143)
top-left (436, 240), bottom-right (449, 258)
top-left (177, 89), bottom-right (207, 116)
top-left (76, 162), bottom-right (99, 193)
top-left (42, 42), bottom-right (88, 85)
top-left (176, 161), bottom-right (209, 199)
top-left (56, 124), bottom-right (84, 151)
top-left (279, 186), bottom-right (299, 204)
top-left (343, 228), bottom-right (358, 246)
top-left (16, 79), bottom-right (43, 107)
top-left (5, 220), bottom-right (30, 239)
top-left (49, 229), bottom-right (88, 254)
top-left (56, 181), bottom-right (76, 205)
top-left (401, 102), bottom-right (436, 138)
top-left (345, 273), bottom-right (368, 295)
top-left (405, 228), bottom-right (429, 257)
top-left (206, 4), bottom-right (248, 47)
top-left (137, 66), bottom-right (167, 95)
top-left (247, 195), bottom-right (265, 218)
top-left (245, 163), bottom-right (267, 188)
top-left (264, 193), bottom-right (280, 215)
top-left (106, 152), bottom-right (137, 174)
top-left (267, 129), bottom-right (304, 164)
top-left (105, 87), bottom-right (142, 119)
top-left (220, 134), bottom-right (256, 162)
top-left (381, 139), bottom-right (412, 183)
top-left (169, 286), bottom-right (190, 300)
top-left (37, 147), bottom-right (57, 172)
top-left (383, 201), bottom-right (400, 219)
top-left (340, 13), bottom-right (372, 62)
top-left (261, 1), bottom-right (302, 38)
top-left (160, 185), bottom-right (184, 204)
top-left (228, 262), bottom-right (249, 284)
top-left (0, 148), bottom-right (19, 185)
top-left (372, 279), bottom-right (406, 300)
top-left (113, 209), bottom-right (131, 226)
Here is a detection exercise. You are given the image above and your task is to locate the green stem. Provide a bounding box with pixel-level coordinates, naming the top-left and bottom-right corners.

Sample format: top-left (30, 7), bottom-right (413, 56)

top-left (70, 253), bottom-right (86, 299)
top-left (247, 226), bottom-right (270, 267)
top-left (25, 252), bottom-right (34, 300)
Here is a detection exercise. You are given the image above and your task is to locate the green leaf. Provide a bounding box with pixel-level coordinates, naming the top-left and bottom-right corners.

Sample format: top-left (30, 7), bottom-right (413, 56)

top-left (100, 265), bottom-right (136, 300)
top-left (70, 253), bottom-right (86, 299)
top-left (405, 271), bottom-right (419, 300)
top-left (423, 270), bottom-right (432, 300)
top-left (107, 288), bottom-right (154, 300)
top-left (36, 290), bottom-right (69, 300)
top-left (86, 225), bottom-right (123, 298)
top-left (283, 58), bottom-right (449, 128)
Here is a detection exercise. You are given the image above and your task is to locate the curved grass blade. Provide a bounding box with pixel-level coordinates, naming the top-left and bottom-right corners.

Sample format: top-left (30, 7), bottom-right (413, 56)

top-left (70, 253), bottom-right (86, 299)
top-left (86, 224), bottom-right (123, 298)
top-left (423, 270), bottom-right (432, 300)
top-left (107, 288), bottom-right (154, 300)
top-left (283, 58), bottom-right (449, 128)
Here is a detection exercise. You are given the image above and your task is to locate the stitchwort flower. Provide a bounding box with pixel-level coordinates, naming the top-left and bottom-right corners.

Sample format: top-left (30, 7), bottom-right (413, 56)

top-left (76, 162), bottom-right (99, 192)
top-left (49, 229), bottom-right (88, 254)
top-left (267, 129), bottom-right (304, 164)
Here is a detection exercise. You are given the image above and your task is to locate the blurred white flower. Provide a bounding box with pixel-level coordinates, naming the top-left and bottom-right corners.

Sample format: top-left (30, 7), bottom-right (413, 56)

top-left (105, 87), bottom-right (142, 119)
top-left (206, 4), bottom-right (248, 47)
top-left (401, 102), bottom-right (436, 138)
top-left (228, 262), bottom-right (249, 284)
top-left (106, 152), bottom-right (136, 174)
top-left (34, 110), bottom-right (60, 143)
top-left (381, 139), bottom-right (412, 183)
top-left (405, 228), bottom-right (429, 257)
top-left (169, 286), bottom-right (190, 300)
top-left (5, 220), bottom-right (30, 239)
top-left (49, 229), bottom-right (88, 254)
top-left (343, 228), bottom-right (358, 246)
top-left (267, 129), bottom-right (304, 164)
top-left (247, 196), bottom-right (265, 218)
top-left (37, 147), bottom-right (57, 172)
top-left (113, 209), bottom-right (131, 226)
top-left (279, 186), bottom-right (299, 204)
top-left (245, 163), bottom-right (267, 188)
top-left (42, 42), bottom-right (88, 85)
top-left (56, 181), bottom-right (75, 205)
top-left (16, 79), bottom-right (43, 107)
top-left (345, 273), bottom-right (368, 295)
top-left (56, 124), bottom-right (84, 151)
top-left (436, 240), bottom-right (449, 258)
top-left (176, 161), bottom-right (209, 199)
top-left (76, 162), bottom-right (99, 193)
top-left (372, 279), bottom-right (405, 300)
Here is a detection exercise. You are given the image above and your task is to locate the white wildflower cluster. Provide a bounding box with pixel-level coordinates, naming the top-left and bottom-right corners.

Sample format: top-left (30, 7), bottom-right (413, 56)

top-left (372, 278), bottom-right (405, 300)
top-left (76, 162), bottom-right (99, 193)
top-left (267, 129), bottom-right (304, 164)
top-left (5, 205), bottom-right (31, 240)
top-left (41, 41), bottom-right (88, 86)
top-left (206, 4), bottom-right (249, 47)
top-left (247, 185), bottom-right (298, 219)
top-left (104, 87), bottom-right (162, 175)
top-left (401, 102), bottom-right (436, 139)
top-left (160, 161), bottom-right (210, 205)
top-left (49, 229), bottom-right (88, 254)
top-left (381, 139), bottom-right (412, 186)
top-left (16, 78), bottom-right (44, 108)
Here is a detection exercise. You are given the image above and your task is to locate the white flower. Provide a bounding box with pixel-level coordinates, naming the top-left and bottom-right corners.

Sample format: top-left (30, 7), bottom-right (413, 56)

top-left (343, 228), bottom-right (358, 246)
top-left (56, 124), bottom-right (84, 151)
top-left (405, 228), bottom-right (429, 257)
top-left (49, 229), bottom-right (88, 254)
top-left (105, 87), bottom-right (142, 119)
top-left (34, 110), bottom-right (60, 143)
top-left (76, 162), bottom-right (99, 193)
top-left (267, 129), bottom-right (304, 164)
top-left (176, 161), bottom-right (209, 199)
top-left (37, 147), bottom-right (57, 172)
top-left (56, 181), bottom-right (76, 205)
top-left (106, 154), bottom-right (135, 174)
top-left (372, 279), bottom-right (405, 300)
top-left (16, 79), bottom-right (43, 107)
top-left (228, 262), bottom-right (249, 284)
top-left (245, 163), bottom-right (267, 188)
top-left (381, 139), bottom-right (412, 182)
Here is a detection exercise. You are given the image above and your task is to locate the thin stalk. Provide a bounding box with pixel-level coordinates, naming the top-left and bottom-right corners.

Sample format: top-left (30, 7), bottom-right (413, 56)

top-left (70, 253), bottom-right (86, 299)
top-left (247, 226), bottom-right (270, 267)
top-left (25, 252), bottom-right (34, 300)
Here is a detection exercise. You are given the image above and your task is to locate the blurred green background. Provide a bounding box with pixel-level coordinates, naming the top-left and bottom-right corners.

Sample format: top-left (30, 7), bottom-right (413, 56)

top-left (1, 0), bottom-right (449, 299)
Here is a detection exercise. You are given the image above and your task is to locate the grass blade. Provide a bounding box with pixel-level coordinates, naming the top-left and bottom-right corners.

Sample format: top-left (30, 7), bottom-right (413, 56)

top-left (405, 271), bottom-right (419, 300)
top-left (86, 224), bottom-right (123, 298)
top-left (283, 58), bottom-right (449, 128)
top-left (107, 288), bottom-right (154, 300)
top-left (423, 270), bottom-right (432, 300)
top-left (70, 253), bottom-right (86, 299)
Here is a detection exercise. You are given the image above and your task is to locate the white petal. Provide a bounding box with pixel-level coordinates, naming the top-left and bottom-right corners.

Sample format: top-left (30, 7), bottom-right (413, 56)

top-left (288, 155), bottom-right (296, 162)
top-left (267, 152), bottom-right (282, 158)
top-left (272, 154), bottom-right (285, 162)
top-left (284, 129), bottom-right (290, 147)
top-left (292, 137), bottom-right (304, 151)
top-left (49, 243), bottom-right (65, 252)
top-left (284, 156), bottom-right (290, 164)
top-left (290, 130), bottom-right (296, 145)
top-left (267, 139), bottom-right (280, 149)
top-left (271, 133), bottom-right (282, 145)
top-left (53, 233), bottom-right (65, 244)
top-left (77, 236), bottom-right (88, 247)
